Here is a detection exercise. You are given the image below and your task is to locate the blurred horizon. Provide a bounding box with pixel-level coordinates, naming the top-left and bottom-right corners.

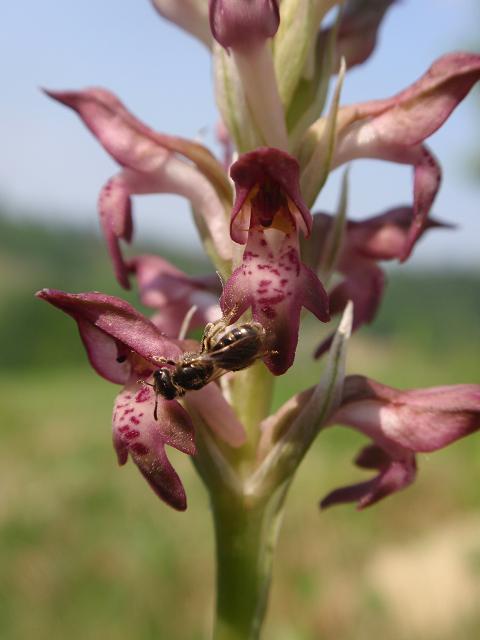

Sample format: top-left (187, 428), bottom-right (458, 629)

top-left (1, 0), bottom-right (480, 268)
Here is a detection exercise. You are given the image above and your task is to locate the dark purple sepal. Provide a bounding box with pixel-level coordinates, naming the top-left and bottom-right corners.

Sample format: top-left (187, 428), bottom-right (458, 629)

top-left (36, 289), bottom-right (180, 382)
top-left (229, 148), bottom-right (312, 243)
top-left (320, 445), bottom-right (417, 510)
top-left (318, 0), bottom-right (397, 71)
top-left (209, 0), bottom-right (279, 52)
top-left (312, 208), bottom-right (451, 357)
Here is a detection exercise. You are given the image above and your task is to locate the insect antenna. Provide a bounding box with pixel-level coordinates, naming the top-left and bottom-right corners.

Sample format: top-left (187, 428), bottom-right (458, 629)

top-left (138, 379), bottom-right (159, 421)
top-left (178, 305), bottom-right (198, 340)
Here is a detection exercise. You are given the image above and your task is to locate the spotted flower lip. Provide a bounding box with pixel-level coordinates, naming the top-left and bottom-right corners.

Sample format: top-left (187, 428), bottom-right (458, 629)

top-left (113, 377), bottom-right (195, 510)
top-left (222, 148), bottom-right (329, 375)
top-left (221, 228), bottom-right (329, 374)
top-left (229, 147), bottom-right (312, 244)
top-left (36, 288), bottom-right (194, 509)
top-left (209, 0), bottom-right (280, 53)
top-left (44, 87), bottom-right (232, 287)
top-left (320, 375), bottom-right (480, 509)
top-left (36, 288), bottom-right (246, 509)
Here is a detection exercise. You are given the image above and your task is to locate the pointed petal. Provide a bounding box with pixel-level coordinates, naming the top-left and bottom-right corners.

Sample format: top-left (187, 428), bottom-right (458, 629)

top-left (335, 137), bottom-right (442, 261)
top-left (346, 206), bottom-right (452, 261)
top-left (319, 0), bottom-right (397, 71)
top-left (45, 88), bottom-right (232, 271)
top-left (36, 289), bottom-right (180, 377)
top-left (100, 162), bottom-right (231, 286)
top-left (369, 52), bottom-right (480, 146)
top-left (386, 384), bottom-right (480, 452)
top-left (98, 173), bottom-right (133, 289)
top-left (333, 376), bottom-right (480, 454)
top-left (76, 319), bottom-right (130, 385)
top-left (315, 257), bottom-right (384, 358)
top-left (45, 87), bottom-right (231, 199)
top-left (303, 52), bottom-right (480, 255)
top-left (313, 206), bottom-right (451, 358)
top-left (321, 377), bottom-right (480, 509)
top-left (320, 453), bottom-right (417, 510)
top-left (113, 381), bottom-right (196, 510)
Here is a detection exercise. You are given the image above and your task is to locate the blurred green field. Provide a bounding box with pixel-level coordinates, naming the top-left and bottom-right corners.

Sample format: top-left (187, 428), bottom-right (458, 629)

top-left (1, 214), bottom-right (480, 639)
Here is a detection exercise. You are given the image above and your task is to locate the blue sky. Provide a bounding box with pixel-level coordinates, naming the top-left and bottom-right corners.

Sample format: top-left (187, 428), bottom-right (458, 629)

top-left (1, 0), bottom-right (479, 267)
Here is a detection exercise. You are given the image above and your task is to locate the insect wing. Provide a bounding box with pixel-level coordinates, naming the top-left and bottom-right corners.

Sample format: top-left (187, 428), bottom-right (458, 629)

top-left (207, 332), bottom-right (264, 370)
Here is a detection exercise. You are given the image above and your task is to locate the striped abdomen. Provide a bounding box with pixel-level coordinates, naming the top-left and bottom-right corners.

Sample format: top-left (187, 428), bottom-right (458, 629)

top-left (210, 323), bottom-right (265, 370)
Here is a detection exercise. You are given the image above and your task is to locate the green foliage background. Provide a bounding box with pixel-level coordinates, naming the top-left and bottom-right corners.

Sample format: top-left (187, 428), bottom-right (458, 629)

top-left (0, 213), bottom-right (479, 639)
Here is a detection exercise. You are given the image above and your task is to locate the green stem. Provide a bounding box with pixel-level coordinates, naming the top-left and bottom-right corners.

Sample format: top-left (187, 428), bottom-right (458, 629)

top-left (229, 360), bottom-right (274, 465)
top-left (212, 488), bottom-right (286, 640)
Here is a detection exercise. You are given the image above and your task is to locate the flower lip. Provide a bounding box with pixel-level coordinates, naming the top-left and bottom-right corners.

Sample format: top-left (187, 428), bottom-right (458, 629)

top-left (229, 148), bottom-right (312, 244)
top-left (209, 0), bottom-right (280, 52)
top-left (113, 379), bottom-right (195, 511)
top-left (220, 228), bottom-right (329, 375)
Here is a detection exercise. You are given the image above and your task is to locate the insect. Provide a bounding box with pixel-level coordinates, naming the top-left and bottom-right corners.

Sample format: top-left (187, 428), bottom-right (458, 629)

top-left (146, 316), bottom-right (269, 420)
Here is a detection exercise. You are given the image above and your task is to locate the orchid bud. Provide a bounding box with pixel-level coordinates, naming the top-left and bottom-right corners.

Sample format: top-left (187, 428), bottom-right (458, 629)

top-left (209, 0), bottom-right (279, 53)
top-left (209, 0), bottom-right (288, 151)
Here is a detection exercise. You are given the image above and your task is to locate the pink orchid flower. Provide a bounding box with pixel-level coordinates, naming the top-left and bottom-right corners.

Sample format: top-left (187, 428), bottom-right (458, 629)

top-left (302, 52), bottom-right (480, 257)
top-left (220, 147), bottom-right (329, 374)
top-left (36, 289), bottom-right (244, 510)
top-left (45, 87), bottom-right (233, 288)
top-left (129, 254), bottom-right (221, 337)
top-left (321, 375), bottom-right (480, 509)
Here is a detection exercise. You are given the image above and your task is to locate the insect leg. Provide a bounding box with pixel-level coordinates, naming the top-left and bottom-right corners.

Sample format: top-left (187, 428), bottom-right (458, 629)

top-left (151, 356), bottom-right (176, 365)
top-left (201, 318), bottom-right (229, 351)
top-left (200, 322), bottom-right (215, 352)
